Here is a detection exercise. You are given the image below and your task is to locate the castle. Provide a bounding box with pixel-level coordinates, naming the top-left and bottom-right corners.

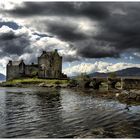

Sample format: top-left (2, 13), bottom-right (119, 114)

top-left (6, 49), bottom-right (67, 80)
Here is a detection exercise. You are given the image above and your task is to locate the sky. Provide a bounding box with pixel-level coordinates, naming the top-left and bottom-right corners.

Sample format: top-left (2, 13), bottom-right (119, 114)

top-left (0, 0), bottom-right (140, 76)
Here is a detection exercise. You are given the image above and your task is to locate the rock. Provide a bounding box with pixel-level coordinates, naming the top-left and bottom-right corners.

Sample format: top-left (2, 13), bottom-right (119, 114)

top-left (129, 92), bottom-right (137, 99)
top-left (15, 83), bottom-right (23, 87)
top-left (115, 93), bottom-right (120, 97)
top-left (136, 96), bottom-right (140, 101)
top-left (117, 91), bottom-right (129, 101)
top-left (55, 85), bottom-right (61, 88)
top-left (60, 84), bottom-right (68, 88)
top-left (38, 83), bottom-right (45, 87)
top-left (67, 84), bottom-right (77, 88)
top-left (116, 90), bottom-right (140, 104)
top-left (121, 90), bottom-right (129, 95)
top-left (48, 84), bottom-right (54, 88)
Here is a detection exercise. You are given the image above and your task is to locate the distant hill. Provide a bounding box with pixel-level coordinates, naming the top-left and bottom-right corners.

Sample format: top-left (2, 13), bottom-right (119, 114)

top-left (88, 67), bottom-right (140, 77)
top-left (0, 73), bottom-right (6, 81)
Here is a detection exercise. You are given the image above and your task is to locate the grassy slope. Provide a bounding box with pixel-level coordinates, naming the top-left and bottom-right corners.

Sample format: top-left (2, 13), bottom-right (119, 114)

top-left (2, 78), bottom-right (69, 85)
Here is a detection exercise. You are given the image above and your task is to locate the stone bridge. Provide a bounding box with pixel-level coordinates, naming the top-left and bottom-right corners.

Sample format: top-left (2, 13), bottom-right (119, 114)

top-left (78, 77), bottom-right (140, 90)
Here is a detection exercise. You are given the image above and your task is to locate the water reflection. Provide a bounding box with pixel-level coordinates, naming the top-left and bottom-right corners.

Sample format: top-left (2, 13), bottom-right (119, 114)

top-left (0, 87), bottom-right (139, 138)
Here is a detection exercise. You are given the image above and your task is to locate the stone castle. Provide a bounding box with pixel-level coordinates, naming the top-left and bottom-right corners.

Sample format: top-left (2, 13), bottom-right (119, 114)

top-left (6, 49), bottom-right (67, 80)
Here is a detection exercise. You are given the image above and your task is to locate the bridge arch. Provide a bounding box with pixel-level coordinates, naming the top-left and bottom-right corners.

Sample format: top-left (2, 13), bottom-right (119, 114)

top-left (108, 78), bottom-right (122, 90)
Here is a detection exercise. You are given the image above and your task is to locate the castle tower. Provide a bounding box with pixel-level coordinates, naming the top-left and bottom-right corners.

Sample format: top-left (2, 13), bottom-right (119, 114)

top-left (6, 60), bottom-right (25, 80)
top-left (38, 49), bottom-right (62, 79)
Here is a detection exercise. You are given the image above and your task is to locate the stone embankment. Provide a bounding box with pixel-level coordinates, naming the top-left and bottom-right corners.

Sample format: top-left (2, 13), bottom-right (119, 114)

top-left (0, 80), bottom-right (140, 104)
top-left (116, 90), bottom-right (140, 103)
top-left (38, 83), bottom-right (69, 88)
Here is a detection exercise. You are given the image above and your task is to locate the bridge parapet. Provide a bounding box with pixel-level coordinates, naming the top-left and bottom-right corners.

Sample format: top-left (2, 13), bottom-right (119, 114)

top-left (108, 78), bottom-right (122, 90)
top-left (76, 77), bottom-right (140, 90)
top-left (122, 78), bottom-right (140, 90)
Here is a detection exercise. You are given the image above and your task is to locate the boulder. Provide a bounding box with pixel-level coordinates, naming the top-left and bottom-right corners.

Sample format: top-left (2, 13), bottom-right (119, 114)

top-left (129, 92), bottom-right (137, 99)
top-left (136, 95), bottom-right (140, 101)
top-left (38, 83), bottom-right (45, 87)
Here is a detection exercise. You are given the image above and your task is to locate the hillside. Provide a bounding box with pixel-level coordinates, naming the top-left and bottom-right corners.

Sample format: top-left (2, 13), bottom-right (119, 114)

top-left (88, 67), bottom-right (140, 77)
top-left (0, 73), bottom-right (6, 81)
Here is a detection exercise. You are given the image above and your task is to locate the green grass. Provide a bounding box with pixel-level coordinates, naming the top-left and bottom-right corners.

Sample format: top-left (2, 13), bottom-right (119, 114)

top-left (3, 78), bottom-right (69, 85)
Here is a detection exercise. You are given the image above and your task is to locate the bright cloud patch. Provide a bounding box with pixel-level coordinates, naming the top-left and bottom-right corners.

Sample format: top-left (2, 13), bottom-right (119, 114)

top-left (63, 61), bottom-right (140, 76)
top-left (0, 19), bottom-right (77, 70)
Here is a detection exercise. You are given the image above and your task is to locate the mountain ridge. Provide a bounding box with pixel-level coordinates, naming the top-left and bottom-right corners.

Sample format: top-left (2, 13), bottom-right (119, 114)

top-left (0, 73), bottom-right (6, 81)
top-left (88, 67), bottom-right (140, 77)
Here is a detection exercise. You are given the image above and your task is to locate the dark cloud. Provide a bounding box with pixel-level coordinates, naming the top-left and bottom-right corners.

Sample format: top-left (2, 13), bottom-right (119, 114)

top-left (46, 21), bottom-right (87, 41)
top-left (33, 32), bottom-right (52, 38)
top-left (63, 55), bottom-right (80, 62)
top-left (5, 2), bottom-right (109, 20)
top-left (76, 39), bottom-right (119, 58)
top-left (0, 31), bottom-right (18, 40)
top-left (95, 5), bottom-right (140, 52)
top-left (0, 30), bottom-right (31, 57)
top-left (3, 2), bottom-right (140, 61)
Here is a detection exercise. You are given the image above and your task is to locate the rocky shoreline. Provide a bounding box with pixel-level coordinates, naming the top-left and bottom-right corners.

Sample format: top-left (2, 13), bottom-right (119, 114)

top-left (0, 82), bottom-right (140, 105)
top-left (116, 89), bottom-right (140, 104)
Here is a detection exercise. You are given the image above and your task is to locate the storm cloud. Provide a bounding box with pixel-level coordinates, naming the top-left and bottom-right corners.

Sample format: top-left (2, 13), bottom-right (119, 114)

top-left (2, 2), bottom-right (140, 61)
top-left (46, 21), bottom-right (88, 41)
top-left (6, 2), bottom-right (109, 20)
top-left (0, 26), bottom-right (31, 57)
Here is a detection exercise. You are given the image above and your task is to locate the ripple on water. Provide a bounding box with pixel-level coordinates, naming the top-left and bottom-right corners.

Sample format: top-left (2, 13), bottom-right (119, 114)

top-left (0, 87), bottom-right (140, 138)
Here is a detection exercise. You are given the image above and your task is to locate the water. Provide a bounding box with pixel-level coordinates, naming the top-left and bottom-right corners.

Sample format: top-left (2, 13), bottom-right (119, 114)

top-left (0, 87), bottom-right (140, 138)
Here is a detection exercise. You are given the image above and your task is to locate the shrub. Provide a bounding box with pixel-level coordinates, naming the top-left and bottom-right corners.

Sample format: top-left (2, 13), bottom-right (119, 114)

top-left (54, 81), bottom-right (61, 85)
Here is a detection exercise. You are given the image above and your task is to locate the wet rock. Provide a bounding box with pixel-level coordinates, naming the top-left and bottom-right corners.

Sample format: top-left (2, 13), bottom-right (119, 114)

top-left (129, 92), bottom-right (137, 99)
top-left (115, 93), bottom-right (120, 97)
top-left (15, 83), bottom-right (23, 87)
top-left (55, 85), bottom-right (61, 88)
top-left (67, 84), bottom-right (77, 88)
top-left (38, 83), bottom-right (45, 87)
top-left (60, 84), bottom-right (68, 88)
top-left (136, 96), bottom-right (140, 101)
top-left (121, 90), bottom-right (129, 95)
top-left (117, 89), bottom-right (140, 103)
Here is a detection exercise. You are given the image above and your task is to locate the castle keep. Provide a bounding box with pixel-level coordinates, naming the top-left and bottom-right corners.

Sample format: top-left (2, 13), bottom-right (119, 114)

top-left (6, 49), bottom-right (67, 80)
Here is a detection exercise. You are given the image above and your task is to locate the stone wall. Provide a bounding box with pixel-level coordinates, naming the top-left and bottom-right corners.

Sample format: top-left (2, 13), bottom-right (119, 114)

top-left (7, 65), bottom-right (17, 80)
top-left (77, 77), bottom-right (140, 90)
top-left (7, 65), bottom-right (23, 80)
top-left (51, 54), bottom-right (62, 78)
top-left (6, 50), bottom-right (66, 80)
top-left (122, 79), bottom-right (140, 90)
top-left (38, 50), bottom-right (63, 79)
top-left (108, 78), bottom-right (121, 90)
top-left (25, 65), bottom-right (38, 77)
top-left (7, 62), bottom-right (25, 80)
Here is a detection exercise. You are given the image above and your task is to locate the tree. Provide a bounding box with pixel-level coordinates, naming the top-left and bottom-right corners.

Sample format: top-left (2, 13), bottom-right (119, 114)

top-left (108, 72), bottom-right (117, 78)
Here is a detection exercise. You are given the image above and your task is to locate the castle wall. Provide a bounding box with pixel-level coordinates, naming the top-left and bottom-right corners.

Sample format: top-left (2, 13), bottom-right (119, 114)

top-left (7, 65), bottom-right (21, 80)
top-left (6, 50), bottom-right (67, 80)
top-left (25, 65), bottom-right (38, 77)
top-left (7, 62), bottom-right (25, 80)
top-left (38, 51), bottom-right (63, 79)
top-left (51, 55), bottom-right (62, 78)
top-left (38, 56), bottom-right (51, 78)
